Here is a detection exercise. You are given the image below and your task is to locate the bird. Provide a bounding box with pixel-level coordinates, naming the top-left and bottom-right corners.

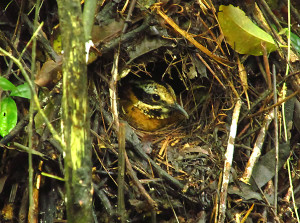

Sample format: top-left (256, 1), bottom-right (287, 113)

top-left (119, 79), bottom-right (189, 131)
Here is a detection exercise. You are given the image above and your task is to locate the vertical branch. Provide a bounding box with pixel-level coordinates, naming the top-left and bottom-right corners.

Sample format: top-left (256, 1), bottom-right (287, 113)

top-left (272, 65), bottom-right (278, 216)
top-left (117, 122), bottom-right (126, 222)
top-left (82, 0), bottom-right (97, 41)
top-left (218, 99), bottom-right (242, 223)
top-left (110, 51), bottom-right (120, 130)
top-left (56, 0), bottom-right (92, 222)
top-left (28, 0), bottom-right (41, 222)
top-left (283, 2), bottom-right (299, 221)
top-left (261, 42), bottom-right (272, 90)
top-left (82, 0), bottom-right (97, 62)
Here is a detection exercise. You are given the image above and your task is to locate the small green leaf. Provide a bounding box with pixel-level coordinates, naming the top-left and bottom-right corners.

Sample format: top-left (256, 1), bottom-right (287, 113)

top-left (290, 32), bottom-right (300, 54)
top-left (0, 77), bottom-right (16, 91)
top-left (0, 97), bottom-right (18, 137)
top-left (279, 28), bottom-right (300, 54)
top-left (218, 5), bottom-right (278, 55)
top-left (10, 83), bottom-right (31, 99)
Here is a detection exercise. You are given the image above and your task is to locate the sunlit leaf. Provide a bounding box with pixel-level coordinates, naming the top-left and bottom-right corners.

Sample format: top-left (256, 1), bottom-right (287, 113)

top-left (53, 34), bottom-right (62, 55)
top-left (218, 4), bottom-right (278, 55)
top-left (0, 77), bottom-right (16, 91)
top-left (0, 97), bottom-right (17, 137)
top-left (10, 83), bottom-right (31, 99)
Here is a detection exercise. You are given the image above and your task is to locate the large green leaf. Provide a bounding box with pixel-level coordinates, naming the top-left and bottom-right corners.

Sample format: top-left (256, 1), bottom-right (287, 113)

top-left (0, 97), bottom-right (18, 137)
top-left (0, 77), bottom-right (16, 91)
top-left (10, 83), bottom-right (32, 99)
top-left (218, 5), bottom-right (278, 55)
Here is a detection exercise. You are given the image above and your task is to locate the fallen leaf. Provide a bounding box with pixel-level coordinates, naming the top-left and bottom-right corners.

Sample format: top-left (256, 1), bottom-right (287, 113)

top-left (35, 58), bottom-right (62, 88)
top-left (218, 5), bottom-right (278, 55)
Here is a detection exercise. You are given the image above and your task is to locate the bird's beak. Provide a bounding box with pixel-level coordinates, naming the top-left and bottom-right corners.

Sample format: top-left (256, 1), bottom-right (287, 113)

top-left (173, 103), bottom-right (189, 119)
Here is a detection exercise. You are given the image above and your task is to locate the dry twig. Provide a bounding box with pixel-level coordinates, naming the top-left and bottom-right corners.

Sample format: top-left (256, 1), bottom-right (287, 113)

top-left (218, 99), bottom-right (242, 223)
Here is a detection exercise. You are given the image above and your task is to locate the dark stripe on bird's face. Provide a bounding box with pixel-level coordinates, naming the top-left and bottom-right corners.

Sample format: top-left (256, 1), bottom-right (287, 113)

top-left (131, 82), bottom-right (168, 107)
top-left (129, 80), bottom-right (189, 119)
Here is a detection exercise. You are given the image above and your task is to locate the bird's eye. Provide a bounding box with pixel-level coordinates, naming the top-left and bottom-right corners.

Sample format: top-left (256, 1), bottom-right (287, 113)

top-left (152, 94), bottom-right (160, 101)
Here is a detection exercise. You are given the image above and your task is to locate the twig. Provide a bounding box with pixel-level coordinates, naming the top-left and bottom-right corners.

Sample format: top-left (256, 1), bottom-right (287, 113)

top-left (22, 14), bottom-right (60, 62)
top-left (117, 122), bottom-right (126, 222)
top-left (217, 99), bottom-right (242, 223)
top-left (261, 42), bottom-right (272, 90)
top-left (152, 3), bottom-right (233, 67)
top-left (127, 134), bottom-right (184, 189)
top-left (237, 56), bottom-right (250, 109)
top-left (93, 184), bottom-right (114, 217)
top-left (19, 22), bottom-right (44, 59)
top-left (125, 148), bottom-right (158, 210)
top-left (28, 2), bottom-right (41, 222)
top-left (196, 53), bottom-right (226, 89)
top-left (0, 142), bottom-right (47, 159)
top-left (248, 88), bottom-right (300, 118)
top-left (108, 0), bottom-right (137, 129)
top-left (240, 109), bottom-right (274, 184)
top-left (109, 0), bottom-right (137, 130)
top-left (4, 0), bottom-right (24, 78)
top-left (2, 32), bottom-right (32, 77)
top-left (198, 16), bottom-right (226, 56)
top-left (286, 158), bottom-right (300, 221)
top-left (257, 0), bottom-right (282, 31)
top-left (121, 0), bottom-right (137, 34)
top-left (290, 3), bottom-right (300, 27)
top-left (101, 109), bottom-right (184, 189)
top-left (272, 64), bottom-right (279, 216)
top-left (282, 1), bottom-right (300, 220)
top-left (110, 50), bottom-right (120, 130)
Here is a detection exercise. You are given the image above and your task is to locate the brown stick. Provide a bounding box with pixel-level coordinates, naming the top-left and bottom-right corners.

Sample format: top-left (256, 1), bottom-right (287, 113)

top-left (125, 149), bottom-right (158, 210)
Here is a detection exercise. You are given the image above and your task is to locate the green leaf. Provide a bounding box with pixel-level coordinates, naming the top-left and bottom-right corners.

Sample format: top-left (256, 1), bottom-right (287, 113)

top-left (279, 28), bottom-right (300, 54)
top-left (218, 5), bottom-right (278, 55)
top-left (0, 97), bottom-right (18, 137)
top-left (290, 32), bottom-right (300, 54)
top-left (0, 77), bottom-right (16, 91)
top-left (10, 83), bottom-right (32, 99)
